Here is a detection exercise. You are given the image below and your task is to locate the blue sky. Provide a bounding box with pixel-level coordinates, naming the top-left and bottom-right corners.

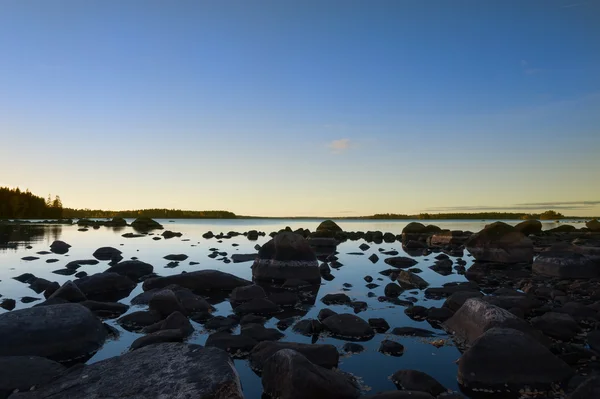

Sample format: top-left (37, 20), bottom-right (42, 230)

top-left (0, 0), bottom-right (599, 217)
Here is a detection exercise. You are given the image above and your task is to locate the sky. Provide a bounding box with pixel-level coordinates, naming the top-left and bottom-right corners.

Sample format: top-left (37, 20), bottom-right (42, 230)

top-left (0, 0), bottom-right (599, 217)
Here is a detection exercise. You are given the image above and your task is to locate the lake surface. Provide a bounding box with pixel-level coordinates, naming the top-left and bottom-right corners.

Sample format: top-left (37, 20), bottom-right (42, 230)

top-left (0, 219), bottom-right (581, 398)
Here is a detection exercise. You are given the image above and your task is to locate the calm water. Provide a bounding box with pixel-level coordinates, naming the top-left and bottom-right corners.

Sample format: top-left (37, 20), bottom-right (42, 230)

top-left (0, 219), bottom-right (580, 398)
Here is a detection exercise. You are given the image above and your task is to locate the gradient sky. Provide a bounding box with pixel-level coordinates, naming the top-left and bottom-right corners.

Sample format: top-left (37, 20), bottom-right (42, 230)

top-left (1, 0), bottom-right (599, 217)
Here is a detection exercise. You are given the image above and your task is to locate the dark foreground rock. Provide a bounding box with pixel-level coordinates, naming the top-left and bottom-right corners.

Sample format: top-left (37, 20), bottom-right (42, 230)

top-left (391, 369), bottom-right (446, 396)
top-left (106, 260), bottom-right (154, 281)
top-left (533, 245), bottom-right (600, 279)
top-left (10, 343), bottom-right (243, 399)
top-left (465, 221), bottom-right (533, 263)
top-left (74, 272), bottom-right (136, 302)
top-left (0, 303), bottom-right (106, 363)
top-left (142, 270), bottom-right (251, 294)
top-left (131, 217), bottom-right (164, 231)
top-left (0, 356), bottom-right (66, 398)
top-left (261, 349), bottom-right (360, 399)
top-left (360, 392), bottom-right (435, 399)
top-left (457, 328), bottom-right (573, 394)
top-left (322, 313), bottom-right (374, 341)
top-left (249, 341), bottom-right (339, 372)
top-left (252, 232), bottom-right (321, 283)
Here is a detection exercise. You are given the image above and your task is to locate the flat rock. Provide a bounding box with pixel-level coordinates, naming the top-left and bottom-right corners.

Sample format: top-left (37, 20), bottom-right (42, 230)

top-left (322, 313), bottom-right (374, 341)
top-left (231, 253), bottom-right (258, 263)
top-left (249, 341), bottom-right (339, 372)
top-left (106, 260), bottom-right (154, 281)
top-left (391, 370), bottom-right (446, 396)
top-left (0, 356), bottom-right (66, 397)
top-left (74, 272), bottom-right (136, 302)
top-left (205, 331), bottom-right (257, 357)
top-left (384, 257), bottom-right (418, 268)
top-left (142, 270), bottom-right (251, 294)
top-left (530, 312), bottom-right (581, 341)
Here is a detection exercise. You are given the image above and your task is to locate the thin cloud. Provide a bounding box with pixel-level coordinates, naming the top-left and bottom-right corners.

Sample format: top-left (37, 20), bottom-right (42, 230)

top-left (328, 138), bottom-right (352, 154)
top-left (425, 201), bottom-right (600, 213)
top-left (560, 1), bottom-right (591, 8)
top-left (520, 59), bottom-right (543, 75)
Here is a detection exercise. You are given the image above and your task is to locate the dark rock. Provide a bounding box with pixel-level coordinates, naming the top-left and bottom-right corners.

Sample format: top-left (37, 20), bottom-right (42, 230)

top-left (443, 291), bottom-right (483, 312)
top-left (65, 259), bottom-right (99, 269)
top-left (586, 219), bottom-right (600, 232)
top-left (204, 315), bottom-right (239, 331)
top-left (9, 343), bottom-right (242, 399)
top-left (368, 318), bottom-right (390, 333)
top-left (587, 330), bottom-right (600, 352)
top-left (384, 257), bottom-right (418, 268)
top-left (531, 312), bottom-right (581, 341)
top-left (1, 299), bottom-right (16, 310)
top-left (322, 293), bottom-right (352, 305)
top-left (52, 268), bottom-right (78, 276)
top-left (131, 217), bottom-right (164, 231)
top-left (261, 349), bottom-right (360, 399)
top-left (533, 246), bottom-right (600, 279)
top-left (49, 281), bottom-right (87, 302)
top-left (359, 243), bottom-right (370, 251)
top-left (142, 270), bottom-right (251, 294)
top-left (79, 300), bottom-right (129, 318)
top-left (317, 220), bottom-right (343, 232)
top-left (234, 298), bottom-right (280, 316)
top-left (391, 369), bottom-right (446, 396)
top-left (364, 275), bottom-right (373, 283)
top-left (0, 303), bottom-right (106, 363)
top-left (13, 273), bottom-right (36, 284)
top-left (390, 327), bottom-right (437, 337)
top-left (161, 230), bottom-right (182, 239)
top-left (318, 308), bottom-right (338, 322)
top-left (92, 247), bottom-right (122, 261)
top-left (343, 342), bottom-right (365, 353)
top-left (143, 311), bottom-right (193, 337)
top-left (379, 340), bottom-right (404, 356)
top-left (465, 222), bottom-right (533, 263)
top-left (322, 313), bottom-right (374, 341)
top-left (514, 219), bottom-right (542, 236)
top-left (384, 283), bottom-right (404, 297)
top-left (28, 278), bottom-right (52, 294)
top-left (241, 323), bottom-right (284, 342)
top-left (163, 254), bottom-right (188, 261)
top-left (45, 258), bottom-right (59, 263)
top-left (74, 272), bottom-right (135, 302)
top-left (231, 253), bottom-right (258, 263)
top-left (397, 270), bottom-right (429, 289)
top-left (569, 376), bottom-right (600, 399)
top-left (404, 305), bottom-right (428, 320)
top-left (457, 328), bottom-right (573, 394)
top-left (130, 329), bottom-right (186, 350)
top-left (240, 314), bottom-right (266, 325)
top-left (20, 296), bottom-right (40, 303)
top-left (132, 285), bottom-right (213, 314)
top-left (555, 301), bottom-right (598, 321)
top-left (249, 341), bottom-right (339, 372)
top-left (360, 392), bottom-right (435, 399)
top-left (230, 285), bottom-right (266, 303)
top-left (293, 319), bottom-right (323, 336)
top-left (43, 281), bottom-right (60, 298)
top-left (117, 310), bottom-right (162, 332)
top-left (106, 260), bottom-right (153, 281)
top-left (0, 356), bottom-right (66, 397)
top-left (21, 256), bottom-right (39, 261)
top-left (368, 254), bottom-right (379, 263)
top-left (269, 292), bottom-right (299, 307)
top-left (350, 301), bottom-right (367, 313)
top-left (252, 232), bottom-right (320, 283)
top-left (426, 307), bottom-right (454, 322)
top-left (49, 240), bottom-right (71, 254)
top-left (149, 289), bottom-right (186, 318)
top-left (205, 331), bottom-right (257, 357)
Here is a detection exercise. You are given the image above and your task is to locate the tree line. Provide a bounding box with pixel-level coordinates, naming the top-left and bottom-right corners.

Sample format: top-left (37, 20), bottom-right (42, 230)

top-left (62, 208), bottom-right (237, 219)
top-left (365, 210), bottom-right (566, 220)
top-left (0, 187), bottom-right (63, 219)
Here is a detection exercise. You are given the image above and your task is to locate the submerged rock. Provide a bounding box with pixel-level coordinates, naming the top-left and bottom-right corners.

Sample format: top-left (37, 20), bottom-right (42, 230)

top-left (0, 303), bottom-right (106, 363)
top-left (9, 343), bottom-right (242, 399)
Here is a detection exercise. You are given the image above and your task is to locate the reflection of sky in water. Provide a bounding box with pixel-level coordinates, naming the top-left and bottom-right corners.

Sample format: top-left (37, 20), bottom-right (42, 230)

top-left (0, 219), bottom-right (580, 397)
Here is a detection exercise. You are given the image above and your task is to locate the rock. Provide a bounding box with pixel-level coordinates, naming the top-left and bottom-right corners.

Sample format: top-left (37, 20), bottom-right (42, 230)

top-left (132, 285), bottom-right (213, 314)
top-left (587, 330), bottom-right (600, 352)
top-left (241, 323), bottom-right (284, 342)
top-left (262, 349), bottom-right (360, 399)
top-left (240, 314), bottom-right (266, 325)
top-left (482, 295), bottom-right (542, 316)
top-left (0, 303), bottom-right (106, 363)
top-left (443, 291), bottom-right (483, 312)
top-left (514, 219), bottom-right (542, 236)
top-left (21, 256), bottom-right (39, 261)
top-left (49, 240), bottom-right (71, 254)
top-left (231, 253), bottom-right (258, 263)
top-left (397, 270), bottom-right (429, 289)
top-left (360, 392), bottom-right (435, 399)
top-left (234, 298), bottom-right (280, 316)
top-left (405, 306), bottom-right (428, 320)
top-left (269, 292), bottom-right (299, 307)
top-left (427, 307), bottom-right (454, 322)
top-left (457, 328), bottom-right (573, 394)
top-left (52, 268), bottom-right (78, 276)
top-left (130, 329), bottom-right (187, 350)
top-left (20, 296), bottom-right (40, 304)
top-left (322, 313), bottom-right (374, 341)
top-left (13, 273), bottom-right (36, 284)
top-left (202, 231), bottom-right (214, 239)
top-left (149, 289), bottom-right (187, 318)
top-left (391, 369), bottom-right (446, 396)
top-left (0, 299), bottom-right (16, 310)
top-left (142, 270), bottom-right (251, 294)
top-left (316, 220), bottom-right (343, 233)
top-left (117, 310), bottom-right (162, 332)
top-left (368, 318), bottom-right (390, 333)
top-left (49, 281), bottom-right (87, 302)
top-left (92, 247), bottom-right (122, 261)
top-left (65, 259), bottom-right (99, 269)
top-left (586, 219), bottom-right (600, 232)
top-left (161, 230), bottom-right (182, 239)
top-left (131, 217), bottom-right (164, 230)
top-left (292, 319), bottom-right (323, 336)
top-left (230, 284), bottom-right (266, 303)
top-left (384, 257), bottom-right (418, 268)
top-left (547, 225), bottom-right (577, 233)
top-left (429, 230), bottom-right (470, 247)
top-left (446, 298), bottom-right (549, 346)
top-left (252, 232), bottom-right (321, 283)
top-left (359, 243), bottom-right (370, 251)
top-left (379, 340), bottom-right (404, 356)
top-left (106, 260), bottom-right (154, 281)
top-left (0, 356), bottom-right (66, 397)
top-left (318, 308), bottom-right (338, 322)
top-left (390, 327), bottom-right (437, 337)
top-left (569, 376), bottom-right (600, 399)
top-left (465, 222), bottom-right (533, 263)
top-left (164, 254), bottom-right (188, 261)
top-left (533, 246), bottom-right (600, 279)
top-left (205, 331), bottom-right (257, 357)
top-left (321, 293), bottom-right (351, 305)
top-left (384, 283), bottom-right (403, 297)
top-left (9, 344), bottom-right (242, 399)
top-left (530, 312), bottom-right (581, 341)
top-left (79, 300), bottom-right (129, 318)
top-left (43, 282), bottom-right (60, 298)
top-left (368, 254), bottom-right (379, 263)
top-left (74, 272), bottom-right (136, 302)
top-left (143, 311), bottom-right (194, 337)
top-left (249, 341), bottom-right (339, 372)
top-left (555, 301), bottom-right (598, 321)
top-left (28, 278), bottom-right (52, 294)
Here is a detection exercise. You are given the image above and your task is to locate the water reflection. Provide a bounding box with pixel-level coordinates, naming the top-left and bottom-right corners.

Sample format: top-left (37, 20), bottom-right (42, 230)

top-left (0, 224), bottom-right (60, 251)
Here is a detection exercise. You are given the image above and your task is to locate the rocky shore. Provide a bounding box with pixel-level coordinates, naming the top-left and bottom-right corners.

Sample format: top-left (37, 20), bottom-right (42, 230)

top-left (0, 218), bottom-right (599, 398)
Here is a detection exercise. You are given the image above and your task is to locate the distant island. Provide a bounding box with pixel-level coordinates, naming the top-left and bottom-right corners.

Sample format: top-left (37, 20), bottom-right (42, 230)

top-left (0, 186), bottom-right (595, 221)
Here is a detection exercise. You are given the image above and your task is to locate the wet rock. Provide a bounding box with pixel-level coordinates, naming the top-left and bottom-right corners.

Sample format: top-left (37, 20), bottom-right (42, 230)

top-left (20, 296), bottom-right (40, 303)
top-left (231, 253), bottom-right (258, 263)
top-left (368, 254), bottom-right (379, 263)
top-left (205, 331), bottom-right (257, 357)
top-left (360, 392), bottom-right (435, 399)
top-left (92, 247), bottom-right (122, 261)
top-left (379, 340), bottom-right (404, 356)
top-left (444, 298), bottom-right (548, 346)
top-left (269, 292), bottom-right (299, 307)
top-left (317, 220), bottom-right (343, 232)
top-left (230, 284), bottom-right (266, 303)
top-left (587, 330), bottom-right (600, 352)
top-left (13, 273), bottom-right (36, 284)
top-left (397, 270), bottom-right (429, 289)
top-left (293, 319), bottom-right (323, 336)
top-left (322, 313), bottom-right (374, 341)
top-left (384, 283), bottom-right (403, 297)
top-left (249, 341), bottom-right (339, 372)
top-left (79, 300), bottom-right (129, 318)
top-left (161, 230), bottom-right (182, 239)
top-left (404, 305), bottom-right (428, 320)
top-left (390, 327), bottom-right (437, 337)
top-left (364, 275), bottom-right (373, 283)
top-left (234, 298), bottom-right (280, 316)
top-left (457, 328), bottom-right (573, 394)
top-left (122, 232), bottom-right (144, 238)
top-left (569, 375), bottom-right (600, 399)
top-left (149, 289), bottom-right (187, 318)
top-left (384, 257), bottom-right (418, 268)
top-left (531, 312), bottom-right (581, 341)
top-left (50, 240), bottom-right (71, 254)
top-left (368, 318), bottom-right (390, 333)
top-left (21, 256), bottom-right (39, 261)
top-left (241, 314), bottom-right (266, 325)
top-left (343, 342), bottom-right (365, 353)
top-left (465, 222), bottom-right (533, 263)
top-left (45, 258), bottom-right (59, 263)
top-left (9, 343), bottom-right (242, 399)
top-left (52, 268), bottom-right (78, 276)
top-left (322, 293), bottom-right (351, 305)
top-left (533, 245), bottom-right (600, 279)
top-left (282, 278), bottom-right (312, 290)
top-left (1, 298), bottom-right (16, 310)
top-left (49, 281), bottom-right (87, 302)
top-left (106, 260), bottom-right (154, 281)
top-left (132, 285), bottom-right (213, 314)
top-left (129, 328), bottom-right (188, 350)
top-left (482, 294), bottom-right (542, 315)
top-left (28, 278), bottom-right (52, 294)
top-left (359, 243), bottom-right (370, 251)
top-left (555, 301), bottom-right (598, 321)
top-left (117, 310), bottom-right (162, 332)
top-left (74, 272), bottom-right (135, 302)
top-left (0, 356), bottom-right (66, 397)
top-left (164, 254), bottom-right (188, 261)
top-left (426, 307), bottom-right (454, 322)
top-left (65, 259), bottom-right (99, 270)
top-left (442, 291), bottom-right (483, 312)
top-left (391, 369), bottom-right (446, 396)
top-left (241, 323), bottom-right (284, 342)
top-left (262, 349), bottom-right (360, 399)
top-left (131, 217), bottom-right (164, 231)
top-left (142, 270), bottom-right (251, 294)
top-left (204, 315), bottom-right (239, 331)
top-left (143, 311), bottom-right (193, 337)
top-left (252, 232), bottom-right (321, 283)
top-left (585, 219), bottom-right (600, 232)
top-left (350, 301), bottom-right (367, 313)
top-left (0, 303), bottom-right (106, 363)
top-left (514, 219), bottom-right (542, 236)
top-left (318, 308), bottom-right (338, 322)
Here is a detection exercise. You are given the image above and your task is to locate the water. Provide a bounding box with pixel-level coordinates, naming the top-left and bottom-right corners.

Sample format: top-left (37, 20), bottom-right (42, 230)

top-left (0, 218), bottom-right (580, 397)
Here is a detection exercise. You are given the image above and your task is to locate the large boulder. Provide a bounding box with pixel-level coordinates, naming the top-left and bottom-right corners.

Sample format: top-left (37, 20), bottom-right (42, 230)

top-left (249, 341), bottom-right (339, 372)
top-left (586, 219), bottom-right (600, 232)
top-left (132, 285), bottom-right (213, 314)
top-left (0, 356), bottom-right (66, 398)
top-left (106, 260), bottom-right (154, 281)
top-left (533, 245), bottom-right (600, 279)
top-left (384, 257), bottom-right (418, 268)
top-left (252, 232), bottom-right (320, 283)
top-left (530, 312), bottom-right (581, 341)
top-left (514, 219), bottom-right (542, 236)
top-left (92, 247), bottom-right (122, 261)
top-left (49, 240), bottom-right (71, 254)
top-left (401, 223), bottom-right (441, 243)
top-left (444, 298), bottom-right (547, 346)
top-left (131, 217), bottom-right (164, 231)
top-left (142, 270), bottom-right (251, 294)
top-left (316, 220), bottom-right (343, 233)
top-left (0, 303), bottom-right (107, 363)
top-left (457, 328), bottom-right (573, 394)
top-left (9, 343), bottom-right (243, 399)
top-left (428, 230), bottom-right (470, 247)
top-left (391, 369), bottom-right (446, 396)
top-left (261, 349), bottom-right (360, 399)
top-left (465, 222), bottom-right (533, 263)
top-left (74, 272), bottom-right (136, 301)
top-left (321, 313), bottom-right (374, 341)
